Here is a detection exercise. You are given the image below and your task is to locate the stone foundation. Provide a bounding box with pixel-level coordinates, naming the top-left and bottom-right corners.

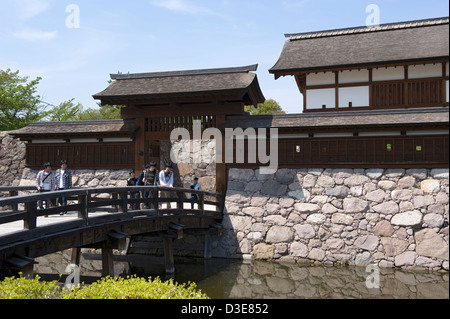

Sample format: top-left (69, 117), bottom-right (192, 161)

top-left (0, 132), bottom-right (26, 187)
top-left (216, 168), bottom-right (449, 271)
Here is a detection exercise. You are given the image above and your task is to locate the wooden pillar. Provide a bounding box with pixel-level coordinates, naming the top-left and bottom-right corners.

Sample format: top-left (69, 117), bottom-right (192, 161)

top-left (101, 242), bottom-right (114, 277)
top-left (135, 117), bottom-right (146, 174)
top-left (215, 114), bottom-right (227, 195)
top-left (71, 247), bottom-right (81, 267)
top-left (162, 236), bottom-right (175, 274)
top-left (24, 201), bottom-right (37, 230)
top-left (204, 232), bottom-right (212, 259)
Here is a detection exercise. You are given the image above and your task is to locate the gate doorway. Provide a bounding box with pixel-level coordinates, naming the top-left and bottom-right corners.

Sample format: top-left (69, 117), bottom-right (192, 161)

top-left (145, 140), bottom-right (161, 168)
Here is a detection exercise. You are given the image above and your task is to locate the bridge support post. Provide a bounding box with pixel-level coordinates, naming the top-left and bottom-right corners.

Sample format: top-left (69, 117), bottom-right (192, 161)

top-left (162, 236), bottom-right (175, 274)
top-left (71, 247), bottom-right (81, 267)
top-left (101, 242), bottom-right (114, 277)
top-left (204, 233), bottom-right (212, 259)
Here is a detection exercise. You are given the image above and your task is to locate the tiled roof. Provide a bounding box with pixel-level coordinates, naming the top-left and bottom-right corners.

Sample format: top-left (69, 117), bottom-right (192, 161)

top-left (93, 65), bottom-right (265, 106)
top-left (270, 17), bottom-right (449, 75)
top-left (221, 107), bottom-right (450, 129)
top-left (286, 17), bottom-right (449, 40)
top-left (10, 120), bottom-right (138, 138)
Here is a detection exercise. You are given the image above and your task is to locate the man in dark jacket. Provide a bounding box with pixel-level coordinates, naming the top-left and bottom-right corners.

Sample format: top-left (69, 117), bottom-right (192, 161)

top-left (137, 162), bottom-right (159, 209)
top-left (54, 160), bottom-right (73, 215)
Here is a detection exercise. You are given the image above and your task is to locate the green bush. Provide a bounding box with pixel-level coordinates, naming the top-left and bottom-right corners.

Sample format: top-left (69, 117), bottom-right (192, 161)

top-left (0, 275), bottom-right (62, 299)
top-left (0, 275), bottom-right (208, 300)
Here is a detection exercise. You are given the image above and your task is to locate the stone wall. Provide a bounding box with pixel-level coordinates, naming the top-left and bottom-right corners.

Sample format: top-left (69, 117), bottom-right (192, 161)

top-left (0, 132), bottom-right (26, 187)
top-left (162, 139), bottom-right (216, 192)
top-left (216, 168), bottom-right (449, 271)
top-left (19, 167), bottom-right (130, 189)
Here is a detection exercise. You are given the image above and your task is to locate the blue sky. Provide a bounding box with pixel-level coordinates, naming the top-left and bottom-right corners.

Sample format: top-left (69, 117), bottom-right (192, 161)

top-left (1, 0), bottom-right (448, 114)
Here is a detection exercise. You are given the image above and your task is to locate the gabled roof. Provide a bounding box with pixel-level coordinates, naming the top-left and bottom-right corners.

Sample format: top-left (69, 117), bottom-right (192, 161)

top-left (93, 64), bottom-right (265, 106)
top-left (270, 17), bottom-right (449, 77)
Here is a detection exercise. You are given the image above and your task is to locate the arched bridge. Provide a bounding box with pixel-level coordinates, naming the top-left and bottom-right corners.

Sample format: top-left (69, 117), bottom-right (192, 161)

top-left (0, 186), bottom-right (224, 277)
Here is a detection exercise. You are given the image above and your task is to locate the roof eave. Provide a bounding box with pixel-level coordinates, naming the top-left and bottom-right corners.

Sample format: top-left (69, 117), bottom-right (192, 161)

top-left (269, 56), bottom-right (450, 78)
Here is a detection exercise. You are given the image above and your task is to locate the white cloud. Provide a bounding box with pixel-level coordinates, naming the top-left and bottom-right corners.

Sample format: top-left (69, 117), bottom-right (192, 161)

top-left (13, 28), bottom-right (57, 41)
top-left (17, 0), bottom-right (51, 20)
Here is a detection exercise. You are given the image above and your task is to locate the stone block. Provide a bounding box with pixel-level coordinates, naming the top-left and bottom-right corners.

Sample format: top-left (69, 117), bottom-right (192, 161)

top-left (420, 179), bottom-right (440, 193)
top-left (415, 229), bottom-right (449, 260)
top-left (293, 224), bottom-right (316, 239)
top-left (266, 226), bottom-right (294, 243)
top-left (331, 213), bottom-right (354, 225)
top-left (253, 243), bottom-right (275, 259)
top-left (381, 237), bottom-right (409, 257)
top-left (372, 220), bottom-right (394, 237)
top-left (343, 198), bottom-right (369, 213)
top-left (391, 210), bottom-right (423, 227)
top-left (354, 235), bottom-right (379, 251)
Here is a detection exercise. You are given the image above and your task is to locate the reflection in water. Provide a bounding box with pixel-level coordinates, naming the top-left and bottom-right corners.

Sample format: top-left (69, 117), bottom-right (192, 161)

top-left (127, 256), bottom-right (449, 299)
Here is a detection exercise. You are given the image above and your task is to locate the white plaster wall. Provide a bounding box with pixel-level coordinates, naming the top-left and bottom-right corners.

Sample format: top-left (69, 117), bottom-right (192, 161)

top-left (306, 88), bottom-right (335, 109)
top-left (408, 63), bottom-right (442, 79)
top-left (373, 67), bottom-right (405, 81)
top-left (306, 72), bottom-right (334, 86)
top-left (339, 69), bottom-right (369, 84)
top-left (338, 86), bottom-right (369, 108)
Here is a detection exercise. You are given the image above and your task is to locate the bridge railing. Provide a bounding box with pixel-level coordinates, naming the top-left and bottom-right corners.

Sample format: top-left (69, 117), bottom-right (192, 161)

top-left (0, 186), bottom-right (224, 232)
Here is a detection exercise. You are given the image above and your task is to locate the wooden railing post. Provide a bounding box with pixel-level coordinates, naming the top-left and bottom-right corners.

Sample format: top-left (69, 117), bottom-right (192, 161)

top-left (118, 192), bottom-right (128, 214)
top-left (77, 193), bottom-right (88, 224)
top-left (177, 190), bottom-right (184, 210)
top-left (8, 191), bottom-right (19, 211)
top-left (198, 192), bottom-right (204, 215)
top-left (24, 201), bottom-right (37, 230)
top-left (151, 188), bottom-right (159, 213)
top-left (111, 192), bottom-right (119, 212)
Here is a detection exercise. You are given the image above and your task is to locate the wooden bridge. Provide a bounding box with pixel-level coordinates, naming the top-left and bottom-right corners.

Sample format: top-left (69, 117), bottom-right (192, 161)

top-left (0, 186), bottom-right (224, 277)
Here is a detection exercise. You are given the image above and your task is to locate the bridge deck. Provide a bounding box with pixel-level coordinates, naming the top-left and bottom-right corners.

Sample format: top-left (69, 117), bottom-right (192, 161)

top-left (0, 186), bottom-right (224, 276)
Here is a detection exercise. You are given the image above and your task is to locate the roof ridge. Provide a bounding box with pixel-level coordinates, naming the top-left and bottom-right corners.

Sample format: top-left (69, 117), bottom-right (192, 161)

top-left (286, 16), bottom-right (449, 40)
top-left (26, 119), bottom-right (125, 126)
top-left (110, 64), bottom-right (258, 80)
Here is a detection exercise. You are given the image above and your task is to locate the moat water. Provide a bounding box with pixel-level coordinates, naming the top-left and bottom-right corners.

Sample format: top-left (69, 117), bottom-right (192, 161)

top-left (38, 254), bottom-right (449, 299)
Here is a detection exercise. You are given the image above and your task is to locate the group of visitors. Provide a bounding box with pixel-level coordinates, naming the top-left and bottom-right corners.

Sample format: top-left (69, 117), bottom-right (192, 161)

top-left (35, 160), bottom-right (73, 217)
top-left (127, 162), bottom-right (201, 210)
top-left (35, 160), bottom-right (202, 216)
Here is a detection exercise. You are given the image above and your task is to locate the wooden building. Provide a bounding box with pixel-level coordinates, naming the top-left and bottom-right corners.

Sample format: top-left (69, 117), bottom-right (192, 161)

top-left (269, 17), bottom-right (449, 113)
top-left (11, 65), bottom-right (265, 192)
top-left (246, 16), bottom-right (449, 170)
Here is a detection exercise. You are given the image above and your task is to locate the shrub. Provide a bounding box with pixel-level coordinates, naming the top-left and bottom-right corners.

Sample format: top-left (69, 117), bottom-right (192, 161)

top-left (0, 275), bottom-right (208, 300)
top-left (0, 275), bottom-right (62, 299)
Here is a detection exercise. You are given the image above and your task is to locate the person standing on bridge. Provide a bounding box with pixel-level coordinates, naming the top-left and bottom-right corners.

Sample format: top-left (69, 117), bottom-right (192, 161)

top-left (190, 177), bottom-right (202, 209)
top-left (35, 162), bottom-right (56, 215)
top-left (159, 163), bottom-right (174, 209)
top-left (138, 162), bottom-right (159, 209)
top-left (54, 160), bottom-right (72, 215)
top-left (127, 169), bottom-right (140, 210)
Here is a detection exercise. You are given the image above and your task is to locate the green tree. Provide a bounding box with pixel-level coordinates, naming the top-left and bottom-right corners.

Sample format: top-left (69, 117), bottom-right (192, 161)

top-left (44, 102), bottom-right (122, 122)
top-left (45, 98), bottom-right (82, 122)
top-left (245, 99), bottom-right (286, 115)
top-left (0, 69), bottom-right (47, 131)
top-left (75, 103), bottom-right (122, 121)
